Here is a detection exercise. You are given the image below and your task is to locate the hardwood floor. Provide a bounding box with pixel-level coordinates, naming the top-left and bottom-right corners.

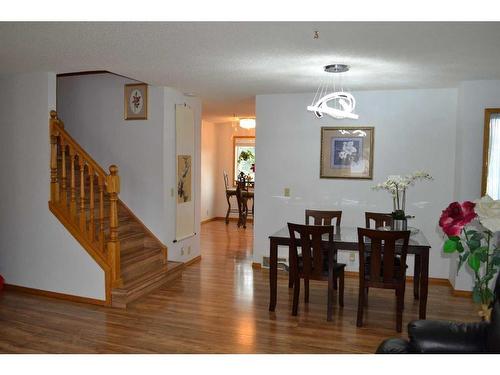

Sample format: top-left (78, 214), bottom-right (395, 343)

top-left (0, 220), bottom-right (478, 353)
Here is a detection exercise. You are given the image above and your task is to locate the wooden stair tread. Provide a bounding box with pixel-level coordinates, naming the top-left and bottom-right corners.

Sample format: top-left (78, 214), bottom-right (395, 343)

top-left (121, 246), bottom-right (162, 266)
top-left (116, 261), bottom-right (183, 290)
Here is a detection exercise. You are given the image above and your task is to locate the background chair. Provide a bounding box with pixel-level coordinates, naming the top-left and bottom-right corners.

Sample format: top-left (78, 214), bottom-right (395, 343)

top-left (305, 209), bottom-right (342, 226)
top-left (377, 274), bottom-right (500, 353)
top-left (365, 212), bottom-right (393, 229)
top-left (223, 171), bottom-right (238, 224)
top-left (357, 228), bottom-right (410, 332)
top-left (236, 177), bottom-right (249, 228)
top-left (289, 210), bottom-right (343, 289)
top-left (288, 223), bottom-right (346, 321)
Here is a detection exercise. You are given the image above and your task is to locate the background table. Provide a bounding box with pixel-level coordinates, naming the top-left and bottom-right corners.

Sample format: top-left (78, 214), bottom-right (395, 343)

top-left (268, 226), bottom-right (431, 319)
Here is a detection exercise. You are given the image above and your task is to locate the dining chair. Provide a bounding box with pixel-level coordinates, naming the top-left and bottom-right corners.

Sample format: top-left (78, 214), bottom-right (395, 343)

top-left (223, 171), bottom-right (238, 224)
top-left (365, 212), bottom-right (393, 229)
top-left (305, 209), bottom-right (342, 226)
top-left (236, 173), bottom-right (250, 228)
top-left (357, 228), bottom-right (410, 332)
top-left (287, 223), bottom-right (346, 321)
top-left (289, 209), bottom-right (343, 289)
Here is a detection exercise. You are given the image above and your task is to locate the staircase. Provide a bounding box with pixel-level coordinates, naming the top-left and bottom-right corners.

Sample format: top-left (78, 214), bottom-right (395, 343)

top-left (48, 111), bottom-right (183, 308)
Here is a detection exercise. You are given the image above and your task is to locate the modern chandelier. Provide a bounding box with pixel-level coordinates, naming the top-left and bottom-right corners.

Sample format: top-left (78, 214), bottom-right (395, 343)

top-left (307, 64), bottom-right (359, 120)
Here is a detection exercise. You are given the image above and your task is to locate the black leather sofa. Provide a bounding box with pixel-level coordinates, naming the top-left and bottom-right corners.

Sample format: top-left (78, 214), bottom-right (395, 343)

top-left (376, 275), bottom-right (500, 353)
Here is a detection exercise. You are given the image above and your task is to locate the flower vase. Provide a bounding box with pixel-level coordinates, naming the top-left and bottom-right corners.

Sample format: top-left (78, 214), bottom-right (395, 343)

top-left (392, 218), bottom-right (408, 231)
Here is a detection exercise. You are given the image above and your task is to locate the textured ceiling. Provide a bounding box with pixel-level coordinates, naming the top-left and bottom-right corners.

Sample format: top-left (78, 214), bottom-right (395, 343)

top-left (1, 22), bottom-right (500, 123)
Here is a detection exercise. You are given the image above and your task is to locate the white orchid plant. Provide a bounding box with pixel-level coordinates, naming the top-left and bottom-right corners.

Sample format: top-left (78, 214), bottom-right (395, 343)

top-left (372, 171), bottom-right (433, 219)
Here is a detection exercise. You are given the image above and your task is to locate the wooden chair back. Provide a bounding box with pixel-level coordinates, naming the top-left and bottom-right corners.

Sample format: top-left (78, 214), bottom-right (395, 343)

top-left (288, 223), bottom-right (333, 280)
top-left (365, 212), bottom-right (393, 229)
top-left (223, 171), bottom-right (230, 191)
top-left (357, 228), bottom-right (410, 287)
top-left (305, 209), bottom-right (342, 226)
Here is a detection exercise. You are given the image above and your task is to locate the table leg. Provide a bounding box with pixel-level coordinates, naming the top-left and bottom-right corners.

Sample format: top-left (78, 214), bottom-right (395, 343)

top-left (288, 247), bottom-right (294, 288)
top-left (419, 250), bottom-right (429, 319)
top-left (413, 254), bottom-right (421, 300)
top-left (269, 238), bottom-right (278, 312)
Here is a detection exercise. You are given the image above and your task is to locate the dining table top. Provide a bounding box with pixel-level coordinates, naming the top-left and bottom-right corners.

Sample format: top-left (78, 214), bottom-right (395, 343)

top-left (269, 225), bottom-right (431, 249)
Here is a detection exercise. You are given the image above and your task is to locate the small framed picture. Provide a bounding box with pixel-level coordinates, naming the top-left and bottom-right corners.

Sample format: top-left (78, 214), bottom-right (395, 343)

top-left (320, 126), bottom-right (374, 179)
top-left (124, 83), bottom-right (148, 120)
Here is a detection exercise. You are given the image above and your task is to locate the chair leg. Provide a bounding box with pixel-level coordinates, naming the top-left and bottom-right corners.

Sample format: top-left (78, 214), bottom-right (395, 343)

top-left (304, 278), bottom-right (309, 303)
top-left (357, 283), bottom-right (365, 327)
top-left (338, 271), bottom-right (344, 307)
top-left (364, 287), bottom-right (369, 306)
top-left (396, 286), bottom-right (404, 332)
top-left (327, 275), bottom-right (334, 321)
top-left (288, 249), bottom-right (294, 289)
top-left (292, 277), bottom-right (300, 316)
top-left (225, 195), bottom-right (231, 224)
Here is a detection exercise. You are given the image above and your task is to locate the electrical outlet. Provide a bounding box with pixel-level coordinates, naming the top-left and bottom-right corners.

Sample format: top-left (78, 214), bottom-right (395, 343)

top-left (170, 188), bottom-right (174, 197)
top-left (349, 252), bottom-right (356, 262)
top-left (181, 247), bottom-right (185, 256)
top-left (284, 187), bottom-right (290, 197)
top-left (187, 246), bottom-right (191, 254)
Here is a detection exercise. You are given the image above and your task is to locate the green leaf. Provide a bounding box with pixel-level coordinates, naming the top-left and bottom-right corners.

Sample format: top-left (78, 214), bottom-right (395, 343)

top-left (443, 239), bottom-right (457, 253)
top-left (466, 230), bottom-right (477, 236)
top-left (475, 246), bottom-right (489, 262)
top-left (492, 255), bottom-right (500, 266)
top-left (456, 241), bottom-right (464, 253)
top-left (471, 232), bottom-right (484, 242)
top-left (468, 253), bottom-right (481, 272)
top-left (468, 239), bottom-right (481, 250)
top-left (458, 252), bottom-right (469, 272)
top-left (472, 288), bottom-right (482, 304)
top-left (448, 236), bottom-right (461, 242)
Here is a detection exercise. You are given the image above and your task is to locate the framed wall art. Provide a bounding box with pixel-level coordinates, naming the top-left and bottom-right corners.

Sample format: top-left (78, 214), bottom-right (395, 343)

top-left (320, 126), bottom-right (374, 179)
top-left (124, 83), bottom-right (148, 120)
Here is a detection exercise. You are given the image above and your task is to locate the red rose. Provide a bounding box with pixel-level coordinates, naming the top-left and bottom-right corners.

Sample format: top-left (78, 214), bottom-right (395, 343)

top-left (439, 201), bottom-right (477, 236)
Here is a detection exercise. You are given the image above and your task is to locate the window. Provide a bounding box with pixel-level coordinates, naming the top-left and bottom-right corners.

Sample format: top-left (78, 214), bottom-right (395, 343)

top-left (233, 136), bottom-right (255, 184)
top-left (482, 109), bottom-right (500, 200)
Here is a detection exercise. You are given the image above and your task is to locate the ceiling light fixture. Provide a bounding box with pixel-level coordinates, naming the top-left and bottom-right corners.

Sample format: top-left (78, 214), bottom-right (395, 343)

top-left (307, 64), bottom-right (359, 120)
top-left (239, 118), bottom-right (256, 129)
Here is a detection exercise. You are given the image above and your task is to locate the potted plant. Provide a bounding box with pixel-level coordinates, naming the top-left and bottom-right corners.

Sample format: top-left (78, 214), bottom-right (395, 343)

top-left (439, 195), bottom-right (500, 320)
top-left (372, 171), bottom-right (433, 229)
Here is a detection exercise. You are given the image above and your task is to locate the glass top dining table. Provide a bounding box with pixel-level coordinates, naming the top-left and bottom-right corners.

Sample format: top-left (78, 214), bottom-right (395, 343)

top-left (268, 225), bottom-right (432, 319)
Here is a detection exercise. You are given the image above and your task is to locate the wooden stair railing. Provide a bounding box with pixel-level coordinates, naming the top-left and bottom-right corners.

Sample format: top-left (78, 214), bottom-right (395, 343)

top-left (48, 110), bottom-right (122, 296)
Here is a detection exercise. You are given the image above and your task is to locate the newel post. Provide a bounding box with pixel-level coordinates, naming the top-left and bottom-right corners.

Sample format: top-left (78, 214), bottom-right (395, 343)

top-left (106, 165), bottom-right (122, 287)
top-left (49, 111), bottom-right (60, 203)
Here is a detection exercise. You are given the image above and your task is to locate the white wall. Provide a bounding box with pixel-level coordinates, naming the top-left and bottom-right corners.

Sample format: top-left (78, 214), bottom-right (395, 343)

top-left (57, 75), bottom-right (202, 264)
top-left (254, 88), bottom-right (458, 278)
top-left (0, 72), bottom-right (105, 300)
top-left (451, 80), bottom-right (500, 289)
top-left (58, 74), bottom-right (166, 242)
top-left (201, 120), bottom-right (217, 221)
top-left (163, 88), bottom-right (202, 262)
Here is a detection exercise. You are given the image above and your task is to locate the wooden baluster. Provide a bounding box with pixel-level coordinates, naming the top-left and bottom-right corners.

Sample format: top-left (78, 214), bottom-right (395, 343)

top-left (106, 165), bottom-right (122, 287)
top-left (50, 134), bottom-right (60, 203)
top-left (60, 139), bottom-right (67, 207)
top-left (79, 157), bottom-right (86, 233)
top-left (98, 175), bottom-right (105, 253)
top-left (89, 167), bottom-right (95, 243)
top-left (69, 148), bottom-right (77, 218)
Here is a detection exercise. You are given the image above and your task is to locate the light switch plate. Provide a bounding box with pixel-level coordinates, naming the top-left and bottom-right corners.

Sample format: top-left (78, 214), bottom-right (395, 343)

top-left (284, 187), bottom-right (290, 197)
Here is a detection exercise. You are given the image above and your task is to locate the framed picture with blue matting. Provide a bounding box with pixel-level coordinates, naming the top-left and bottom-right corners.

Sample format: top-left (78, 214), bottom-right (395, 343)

top-left (320, 126), bottom-right (374, 179)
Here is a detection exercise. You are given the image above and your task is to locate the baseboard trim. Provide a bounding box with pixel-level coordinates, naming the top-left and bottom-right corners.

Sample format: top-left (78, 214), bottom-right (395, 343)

top-left (184, 255), bottom-right (202, 267)
top-left (4, 284), bottom-right (108, 306)
top-left (213, 217), bottom-right (254, 223)
top-left (201, 217), bottom-right (218, 224)
top-left (343, 271), bottom-right (452, 287)
top-left (452, 290), bottom-right (473, 298)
